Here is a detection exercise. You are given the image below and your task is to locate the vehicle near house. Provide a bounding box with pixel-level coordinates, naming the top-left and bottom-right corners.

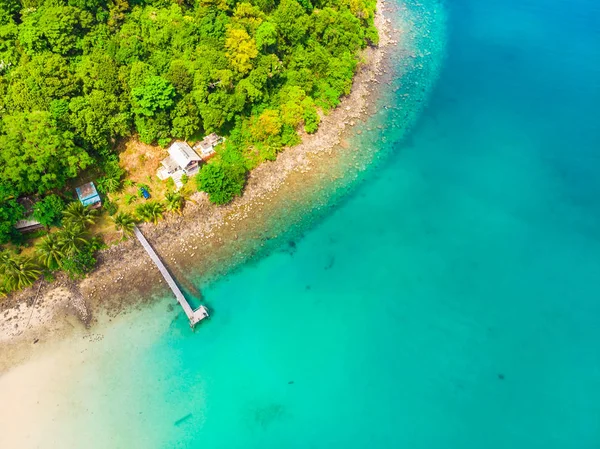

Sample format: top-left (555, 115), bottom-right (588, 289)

top-left (140, 187), bottom-right (151, 199)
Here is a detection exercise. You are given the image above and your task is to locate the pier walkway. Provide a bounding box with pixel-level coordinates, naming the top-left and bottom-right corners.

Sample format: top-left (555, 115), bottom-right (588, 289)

top-left (133, 225), bottom-right (209, 328)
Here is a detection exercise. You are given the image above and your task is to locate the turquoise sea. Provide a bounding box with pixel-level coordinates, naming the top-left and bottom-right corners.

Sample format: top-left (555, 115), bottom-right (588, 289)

top-left (3, 0), bottom-right (600, 447)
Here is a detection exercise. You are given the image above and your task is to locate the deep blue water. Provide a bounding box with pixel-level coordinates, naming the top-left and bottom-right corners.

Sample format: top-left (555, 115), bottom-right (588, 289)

top-left (8, 0), bottom-right (600, 447)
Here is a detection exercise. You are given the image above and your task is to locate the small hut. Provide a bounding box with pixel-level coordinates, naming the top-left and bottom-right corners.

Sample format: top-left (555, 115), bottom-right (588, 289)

top-left (193, 133), bottom-right (224, 159)
top-left (76, 182), bottom-right (102, 208)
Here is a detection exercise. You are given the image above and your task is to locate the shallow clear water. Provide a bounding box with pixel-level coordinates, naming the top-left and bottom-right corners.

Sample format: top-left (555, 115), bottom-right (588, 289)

top-left (4, 0), bottom-right (600, 446)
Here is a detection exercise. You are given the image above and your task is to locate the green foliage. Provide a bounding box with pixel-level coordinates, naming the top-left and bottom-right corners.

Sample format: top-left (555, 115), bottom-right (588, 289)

top-left (97, 176), bottom-right (121, 194)
top-left (225, 27), bottom-right (259, 75)
top-left (165, 177), bottom-right (175, 191)
top-left (35, 212), bottom-right (98, 278)
top-left (0, 192), bottom-right (25, 245)
top-left (33, 194), bottom-right (65, 228)
top-left (19, 6), bottom-right (93, 56)
top-left (62, 202), bottom-right (98, 228)
top-left (0, 250), bottom-right (41, 291)
top-left (36, 233), bottom-right (65, 270)
top-left (124, 193), bottom-right (138, 205)
top-left (197, 161), bottom-right (247, 205)
top-left (165, 191), bottom-right (185, 215)
top-left (135, 201), bottom-right (165, 224)
top-left (97, 159), bottom-right (125, 194)
top-left (303, 104), bottom-right (320, 133)
top-left (57, 223), bottom-right (89, 256)
top-left (88, 235), bottom-right (105, 253)
top-left (69, 89), bottom-right (130, 149)
top-left (0, 0), bottom-right (376, 212)
top-left (255, 21), bottom-right (277, 50)
top-left (135, 112), bottom-right (172, 144)
top-left (132, 76), bottom-right (176, 117)
top-left (61, 244), bottom-right (96, 279)
top-left (0, 112), bottom-right (93, 195)
top-left (113, 212), bottom-right (136, 237)
top-left (104, 200), bottom-right (119, 216)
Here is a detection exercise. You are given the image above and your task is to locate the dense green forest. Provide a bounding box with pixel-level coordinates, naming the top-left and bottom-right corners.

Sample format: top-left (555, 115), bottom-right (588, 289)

top-left (0, 0), bottom-right (377, 294)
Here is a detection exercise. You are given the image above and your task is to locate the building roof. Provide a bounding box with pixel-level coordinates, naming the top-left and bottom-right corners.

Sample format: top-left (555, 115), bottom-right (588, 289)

top-left (14, 197), bottom-right (43, 231)
top-left (161, 155), bottom-right (180, 172)
top-left (203, 133), bottom-right (222, 147)
top-left (76, 182), bottom-right (101, 207)
top-left (15, 218), bottom-right (42, 231)
top-left (17, 197), bottom-right (36, 214)
top-left (168, 142), bottom-right (201, 168)
top-left (194, 133), bottom-right (223, 157)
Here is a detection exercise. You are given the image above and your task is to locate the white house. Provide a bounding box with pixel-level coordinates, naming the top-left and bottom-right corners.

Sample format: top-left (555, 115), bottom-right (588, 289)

top-left (157, 141), bottom-right (202, 188)
top-left (193, 133), bottom-right (224, 159)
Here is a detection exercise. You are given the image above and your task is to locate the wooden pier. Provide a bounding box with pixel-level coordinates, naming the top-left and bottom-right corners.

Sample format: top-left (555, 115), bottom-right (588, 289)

top-left (133, 225), bottom-right (209, 328)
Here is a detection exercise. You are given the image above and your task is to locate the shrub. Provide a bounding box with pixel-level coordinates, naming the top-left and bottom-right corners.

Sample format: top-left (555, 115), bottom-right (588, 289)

top-left (196, 161), bottom-right (247, 205)
top-left (124, 193), bottom-right (138, 205)
top-left (62, 245), bottom-right (97, 279)
top-left (303, 105), bottom-right (320, 134)
top-left (33, 194), bottom-right (65, 227)
top-left (104, 200), bottom-right (118, 216)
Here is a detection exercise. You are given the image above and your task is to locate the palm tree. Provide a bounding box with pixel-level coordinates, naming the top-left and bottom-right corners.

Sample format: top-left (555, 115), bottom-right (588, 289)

top-left (0, 251), bottom-right (12, 275)
top-left (36, 233), bottom-right (65, 270)
top-left (113, 212), bottom-right (136, 237)
top-left (62, 202), bottom-right (98, 228)
top-left (98, 175), bottom-right (121, 194)
top-left (164, 191), bottom-right (185, 215)
top-left (0, 252), bottom-right (41, 291)
top-left (58, 223), bottom-right (89, 256)
top-left (0, 281), bottom-right (8, 298)
top-left (135, 201), bottom-right (165, 225)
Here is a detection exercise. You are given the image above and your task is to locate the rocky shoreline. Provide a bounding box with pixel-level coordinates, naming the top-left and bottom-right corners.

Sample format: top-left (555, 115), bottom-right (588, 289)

top-left (0, 0), bottom-right (403, 373)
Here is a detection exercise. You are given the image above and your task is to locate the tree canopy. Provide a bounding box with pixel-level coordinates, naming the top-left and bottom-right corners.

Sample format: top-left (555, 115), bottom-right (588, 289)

top-left (0, 0), bottom-right (378, 234)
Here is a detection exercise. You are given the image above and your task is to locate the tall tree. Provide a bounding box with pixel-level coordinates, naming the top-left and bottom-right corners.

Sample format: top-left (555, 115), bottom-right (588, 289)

top-left (196, 161), bottom-right (247, 205)
top-left (131, 76), bottom-right (175, 117)
top-left (225, 27), bottom-right (258, 75)
top-left (69, 90), bottom-right (131, 148)
top-left (0, 111), bottom-right (92, 195)
top-left (18, 6), bottom-right (93, 56)
top-left (0, 194), bottom-right (24, 245)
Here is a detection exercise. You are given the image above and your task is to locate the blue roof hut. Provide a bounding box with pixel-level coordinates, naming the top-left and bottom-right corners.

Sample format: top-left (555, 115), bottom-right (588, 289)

top-left (76, 182), bottom-right (102, 208)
